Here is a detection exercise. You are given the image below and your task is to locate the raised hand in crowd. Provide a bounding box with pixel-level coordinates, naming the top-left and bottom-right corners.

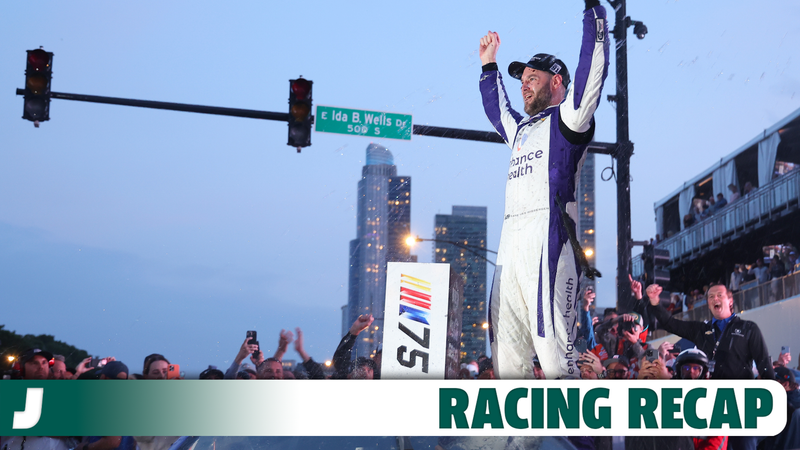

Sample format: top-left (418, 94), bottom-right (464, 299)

top-left (72, 357), bottom-right (93, 379)
top-left (658, 341), bottom-right (675, 362)
top-left (332, 314), bottom-right (375, 378)
top-left (235, 337), bottom-right (259, 366)
top-left (250, 345), bottom-right (264, 367)
top-left (645, 283), bottom-right (663, 306)
top-left (628, 274), bottom-right (642, 300)
top-left (582, 287), bottom-right (595, 312)
top-left (293, 327), bottom-right (325, 379)
top-left (294, 327), bottom-right (310, 362)
top-left (350, 314), bottom-right (375, 336)
top-left (274, 329), bottom-right (294, 361)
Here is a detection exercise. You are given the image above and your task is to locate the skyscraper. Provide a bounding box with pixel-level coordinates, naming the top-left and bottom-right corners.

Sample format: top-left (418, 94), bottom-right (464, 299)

top-left (347, 143), bottom-right (414, 358)
top-left (434, 206), bottom-right (488, 361)
top-left (577, 153), bottom-right (596, 291)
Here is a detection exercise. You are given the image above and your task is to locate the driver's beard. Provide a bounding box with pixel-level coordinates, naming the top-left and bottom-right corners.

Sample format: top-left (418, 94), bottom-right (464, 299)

top-left (524, 84), bottom-right (553, 116)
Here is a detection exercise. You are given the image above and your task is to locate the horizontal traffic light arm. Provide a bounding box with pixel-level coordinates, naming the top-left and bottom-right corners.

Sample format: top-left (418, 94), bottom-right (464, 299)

top-left (15, 89), bottom-right (291, 122)
top-left (15, 88), bottom-right (618, 154)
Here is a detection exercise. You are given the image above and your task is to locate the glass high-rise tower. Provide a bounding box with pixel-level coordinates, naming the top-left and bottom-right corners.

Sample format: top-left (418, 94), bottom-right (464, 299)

top-left (434, 206), bottom-right (488, 361)
top-left (347, 143), bottom-right (414, 358)
top-left (577, 153), bottom-right (596, 292)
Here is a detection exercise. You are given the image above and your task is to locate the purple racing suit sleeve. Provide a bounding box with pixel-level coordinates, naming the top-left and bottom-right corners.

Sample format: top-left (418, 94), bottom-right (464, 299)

top-left (559, 4), bottom-right (610, 135)
top-left (480, 69), bottom-right (524, 149)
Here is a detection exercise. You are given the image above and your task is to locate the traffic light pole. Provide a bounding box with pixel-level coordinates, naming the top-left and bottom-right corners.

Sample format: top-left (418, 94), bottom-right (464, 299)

top-left (609, 0), bottom-right (635, 313)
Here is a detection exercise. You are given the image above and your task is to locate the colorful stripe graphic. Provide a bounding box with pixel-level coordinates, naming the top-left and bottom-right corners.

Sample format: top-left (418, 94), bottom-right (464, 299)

top-left (399, 274), bottom-right (433, 325)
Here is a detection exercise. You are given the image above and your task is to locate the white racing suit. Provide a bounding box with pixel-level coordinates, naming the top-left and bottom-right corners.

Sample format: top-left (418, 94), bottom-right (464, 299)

top-left (480, 5), bottom-right (609, 379)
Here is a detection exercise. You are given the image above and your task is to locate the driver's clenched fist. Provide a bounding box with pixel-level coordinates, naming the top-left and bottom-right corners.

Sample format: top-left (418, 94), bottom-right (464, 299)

top-left (479, 31), bottom-right (501, 65)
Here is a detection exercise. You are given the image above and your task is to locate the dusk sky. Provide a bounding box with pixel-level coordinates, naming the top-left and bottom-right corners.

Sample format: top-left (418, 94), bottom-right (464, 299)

top-left (2, 1), bottom-right (798, 375)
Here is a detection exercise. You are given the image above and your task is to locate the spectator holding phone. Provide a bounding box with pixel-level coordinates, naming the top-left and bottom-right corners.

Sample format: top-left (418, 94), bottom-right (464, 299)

top-left (224, 337), bottom-right (260, 379)
top-left (576, 287), bottom-right (598, 351)
top-left (577, 350), bottom-right (604, 379)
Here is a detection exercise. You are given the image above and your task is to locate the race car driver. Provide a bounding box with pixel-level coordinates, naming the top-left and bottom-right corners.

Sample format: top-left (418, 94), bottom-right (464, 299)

top-left (478, 0), bottom-right (609, 379)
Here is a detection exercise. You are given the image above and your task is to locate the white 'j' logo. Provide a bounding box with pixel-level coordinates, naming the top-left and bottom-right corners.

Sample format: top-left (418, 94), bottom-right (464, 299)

top-left (13, 388), bottom-right (43, 429)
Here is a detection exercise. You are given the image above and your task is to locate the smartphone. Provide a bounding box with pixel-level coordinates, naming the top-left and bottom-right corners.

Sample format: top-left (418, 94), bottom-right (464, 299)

top-left (645, 348), bottom-right (659, 363)
top-left (669, 344), bottom-right (682, 355)
top-left (574, 336), bottom-right (588, 355)
top-left (246, 330), bottom-right (257, 345)
top-left (252, 340), bottom-right (261, 360)
top-left (574, 337), bottom-right (589, 365)
top-left (89, 357), bottom-right (106, 368)
top-left (167, 364), bottom-right (181, 379)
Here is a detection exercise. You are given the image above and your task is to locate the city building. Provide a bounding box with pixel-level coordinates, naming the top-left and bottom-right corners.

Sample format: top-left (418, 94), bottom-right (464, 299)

top-left (347, 143), bottom-right (415, 358)
top-left (577, 153), bottom-right (596, 292)
top-left (434, 206), bottom-right (488, 361)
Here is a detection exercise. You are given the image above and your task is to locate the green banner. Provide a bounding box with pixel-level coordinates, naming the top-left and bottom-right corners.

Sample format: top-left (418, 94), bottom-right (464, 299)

top-left (315, 106), bottom-right (412, 140)
top-left (0, 380), bottom-right (787, 436)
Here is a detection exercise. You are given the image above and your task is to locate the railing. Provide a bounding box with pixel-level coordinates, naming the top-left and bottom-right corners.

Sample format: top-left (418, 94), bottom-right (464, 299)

top-left (660, 169), bottom-right (800, 263)
top-left (633, 169), bottom-right (800, 278)
top-left (650, 270), bottom-right (800, 338)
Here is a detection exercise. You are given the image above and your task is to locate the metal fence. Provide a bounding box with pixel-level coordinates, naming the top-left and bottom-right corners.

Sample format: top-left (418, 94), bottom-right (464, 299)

top-left (633, 169), bottom-right (800, 278)
top-left (651, 270), bottom-right (800, 338)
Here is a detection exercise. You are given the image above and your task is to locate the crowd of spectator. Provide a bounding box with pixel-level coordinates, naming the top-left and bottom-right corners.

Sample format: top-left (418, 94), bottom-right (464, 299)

top-left (682, 182), bottom-right (759, 230)
top-left (3, 271), bottom-right (799, 450)
top-left (570, 276), bottom-right (800, 449)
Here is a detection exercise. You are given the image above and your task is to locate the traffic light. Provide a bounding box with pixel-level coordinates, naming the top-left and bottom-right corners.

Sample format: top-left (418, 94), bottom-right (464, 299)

top-left (643, 245), bottom-right (671, 287)
top-left (288, 77), bottom-right (313, 150)
top-left (23, 48), bottom-right (54, 124)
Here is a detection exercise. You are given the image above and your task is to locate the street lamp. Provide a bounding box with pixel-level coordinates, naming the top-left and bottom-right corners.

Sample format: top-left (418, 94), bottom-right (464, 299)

top-left (406, 235), bottom-right (497, 266)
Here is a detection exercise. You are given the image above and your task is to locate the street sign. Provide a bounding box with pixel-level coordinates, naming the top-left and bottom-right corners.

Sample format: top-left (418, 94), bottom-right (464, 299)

top-left (315, 105), bottom-right (412, 140)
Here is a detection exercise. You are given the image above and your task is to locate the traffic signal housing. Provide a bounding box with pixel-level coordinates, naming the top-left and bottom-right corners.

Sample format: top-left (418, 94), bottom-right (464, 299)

top-left (642, 244), bottom-right (671, 287)
top-left (23, 49), bottom-right (54, 123)
top-left (288, 78), bottom-right (313, 149)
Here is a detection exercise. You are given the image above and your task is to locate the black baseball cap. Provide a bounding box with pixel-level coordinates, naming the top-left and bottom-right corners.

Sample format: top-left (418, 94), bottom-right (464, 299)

top-left (775, 366), bottom-right (796, 384)
top-left (20, 348), bottom-right (53, 366)
top-left (509, 53), bottom-right (571, 88)
top-left (97, 361), bottom-right (129, 379)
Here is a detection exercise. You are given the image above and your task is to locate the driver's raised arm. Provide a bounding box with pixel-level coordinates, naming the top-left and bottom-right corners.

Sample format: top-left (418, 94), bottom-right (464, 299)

top-left (559, 0), bottom-right (610, 137)
top-left (479, 31), bottom-right (524, 149)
